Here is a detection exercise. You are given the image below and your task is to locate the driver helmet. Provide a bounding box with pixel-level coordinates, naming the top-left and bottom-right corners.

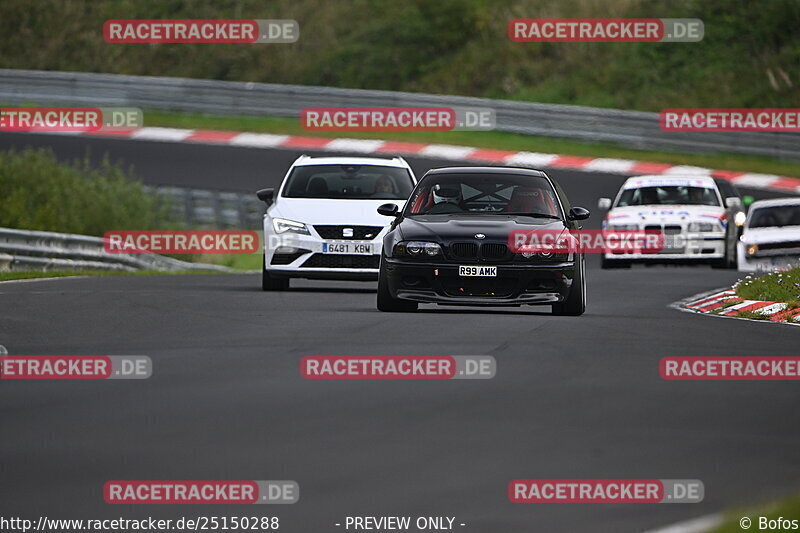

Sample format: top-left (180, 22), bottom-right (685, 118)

top-left (432, 184), bottom-right (462, 205)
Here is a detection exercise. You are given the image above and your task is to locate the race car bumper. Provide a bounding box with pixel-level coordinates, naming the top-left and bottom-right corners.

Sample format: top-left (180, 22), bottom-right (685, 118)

top-left (383, 258), bottom-right (575, 306)
top-left (602, 233), bottom-right (725, 262)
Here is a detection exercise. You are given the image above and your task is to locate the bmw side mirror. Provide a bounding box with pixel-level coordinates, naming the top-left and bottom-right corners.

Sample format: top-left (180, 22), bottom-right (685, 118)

top-left (568, 207), bottom-right (591, 221)
top-left (597, 197), bottom-right (612, 210)
top-left (378, 203), bottom-right (399, 217)
top-left (725, 196), bottom-right (742, 209)
top-left (257, 188), bottom-right (275, 205)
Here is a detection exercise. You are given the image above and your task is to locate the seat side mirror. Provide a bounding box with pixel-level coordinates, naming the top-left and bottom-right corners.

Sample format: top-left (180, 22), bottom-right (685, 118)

top-left (597, 197), bottom-right (612, 210)
top-left (257, 188), bottom-right (275, 205)
top-left (377, 203), bottom-right (400, 217)
top-left (568, 206), bottom-right (591, 221)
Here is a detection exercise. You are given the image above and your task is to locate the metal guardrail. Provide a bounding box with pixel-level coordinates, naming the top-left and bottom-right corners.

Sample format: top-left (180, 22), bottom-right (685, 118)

top-left (147, 186), bottom-right (264, 229)
top-left (2, 69), bottom-right (799, 161)
top-left (0, 227), bottom-right (234, 272)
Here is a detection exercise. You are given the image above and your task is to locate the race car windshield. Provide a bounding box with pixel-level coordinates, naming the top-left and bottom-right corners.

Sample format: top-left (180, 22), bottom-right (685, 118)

top-left (282, 165), bottom-right (415, 199)
top-left (406, 174), bottom-right (561, 217)
top-left (748, 205), bottom-right (800, 228)
top-left (615, 186), bottom-right (720, 207)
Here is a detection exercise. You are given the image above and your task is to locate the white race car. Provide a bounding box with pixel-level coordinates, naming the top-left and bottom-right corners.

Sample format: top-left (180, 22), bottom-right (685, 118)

top-left (257, 155), bottom-right (417, 290)
top-left (598, 175), bottom-right (740, 269)
top-left (737, 198), bottom-right (800, 272)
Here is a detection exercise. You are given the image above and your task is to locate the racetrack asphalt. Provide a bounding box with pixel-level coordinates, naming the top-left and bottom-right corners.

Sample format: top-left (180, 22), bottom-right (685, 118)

top-left (1, 132), bottom-right (799, 532)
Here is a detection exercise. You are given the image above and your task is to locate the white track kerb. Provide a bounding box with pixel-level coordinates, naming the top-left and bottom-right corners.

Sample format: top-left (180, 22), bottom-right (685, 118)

top-left (47, 127), bottom-right (800, 195)
top-left (673, 287), bottom-right (800, 326)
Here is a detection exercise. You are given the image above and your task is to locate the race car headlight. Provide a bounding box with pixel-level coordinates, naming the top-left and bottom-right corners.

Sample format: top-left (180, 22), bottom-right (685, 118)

top-left (395, 241), bottom-right (441, 257)
top-left (747, 243), bottom-right (758, 256)
top-left (688, 222), bottom-right (715, 232)
top-left (272, 218), bottom-right (310, 235)
top-left (609, 223), bottom-right (639, 231)
top-left (734, 211), bottom-right (747, 226)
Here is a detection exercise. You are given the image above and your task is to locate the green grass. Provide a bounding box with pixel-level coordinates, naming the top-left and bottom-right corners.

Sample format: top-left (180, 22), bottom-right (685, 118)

top-left (192, 252), bottom-right (263, 271)
top-left (144, 111), bottom-right (800, 179)
top-left (710, 495), bottom-right (800, 532)
top-left (735, 268), bottom-right (800, 303)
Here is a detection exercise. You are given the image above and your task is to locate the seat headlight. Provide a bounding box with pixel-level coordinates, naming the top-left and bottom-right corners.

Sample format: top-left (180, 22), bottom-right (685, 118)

top-left (272, 218), bottom-right (310, 235)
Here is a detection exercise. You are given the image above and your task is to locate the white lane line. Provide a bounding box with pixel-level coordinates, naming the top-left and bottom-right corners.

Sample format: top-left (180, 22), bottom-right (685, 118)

top-left (642, 513), bottom-right (724, 533)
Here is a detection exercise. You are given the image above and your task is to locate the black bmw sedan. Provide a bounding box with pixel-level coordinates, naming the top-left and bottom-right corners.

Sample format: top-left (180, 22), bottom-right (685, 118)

top-left (375, 166), bottom-right (590, 315)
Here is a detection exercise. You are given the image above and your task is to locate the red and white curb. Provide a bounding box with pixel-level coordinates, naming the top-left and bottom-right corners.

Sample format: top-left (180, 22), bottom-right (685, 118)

top-left (43, 127), bottom-right (800, 195)
top-left (673, 287), bottom-right (800, 325)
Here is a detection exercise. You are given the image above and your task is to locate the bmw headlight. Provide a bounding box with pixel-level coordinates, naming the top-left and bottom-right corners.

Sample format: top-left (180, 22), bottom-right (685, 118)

top-left (395, 241), bottom-right (441, 257)
top-left (688, 222), bottom-right (715, 232)
top-left (272, 218), bottom-right (310, 235)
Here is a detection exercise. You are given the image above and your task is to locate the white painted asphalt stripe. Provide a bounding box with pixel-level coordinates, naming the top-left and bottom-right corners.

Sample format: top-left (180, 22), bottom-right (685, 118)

top-left (324, 138), bottom-right (386, 153)
top-left (131, 127), bottom-right (194, 141)
top-left (642, 513), bottom-right (723, 533)
top-left (725, 299), bottom-right (763, 311)
top-left (685, 290), bottom-right (734, 307)
top-left (419, 144), bottom-right (476, 160)
top-left (582, 158), bottom-right (637, 173)
top-left (731, 173), bottom-right (781, 188)
top-left (504, 151), bottom-right (560, 167)
top-left (663, 165), bottom-right (712, 176)
top-left (688, 293), bottom-right (736, 308)
top-left (229, 133), bottom-right (290, 148)
top-left (755, 302), bottom-right (787, 315)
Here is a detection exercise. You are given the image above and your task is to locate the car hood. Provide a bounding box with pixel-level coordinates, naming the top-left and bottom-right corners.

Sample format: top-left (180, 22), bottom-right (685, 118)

top-left (397, 214), bottom-right (567, 241)
top-left (741, 226), bottom-right (800, 245)
top-left (270, 198), bottom-right (406, 225)
top-left (607, 204), bottom-right (725, 224)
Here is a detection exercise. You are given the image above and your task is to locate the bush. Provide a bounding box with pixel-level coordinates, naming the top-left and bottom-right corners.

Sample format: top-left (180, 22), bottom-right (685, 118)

top-left (0, 148), bottom-right (171, 236)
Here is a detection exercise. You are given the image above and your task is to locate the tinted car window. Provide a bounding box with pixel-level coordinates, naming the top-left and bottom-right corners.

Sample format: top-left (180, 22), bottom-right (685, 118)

top-left (616, 186), bottom-right (720, 207)
top-left (748, 205), bottom-right (800, 228)
top-left (406, 173), bottom-right (560, 217)
top-left (282, 165), bottom-right (414, 200)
